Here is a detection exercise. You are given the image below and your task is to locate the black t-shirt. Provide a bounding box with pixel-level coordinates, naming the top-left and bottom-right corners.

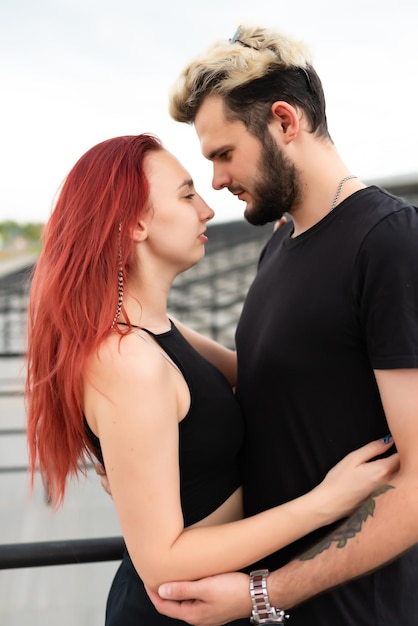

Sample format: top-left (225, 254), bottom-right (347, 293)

top-left (235, 186), bottom-right (418, 625)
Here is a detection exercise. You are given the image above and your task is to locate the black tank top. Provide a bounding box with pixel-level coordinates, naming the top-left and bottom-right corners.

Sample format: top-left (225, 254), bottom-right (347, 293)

top-left (85, 321), bottom-right (244, 527)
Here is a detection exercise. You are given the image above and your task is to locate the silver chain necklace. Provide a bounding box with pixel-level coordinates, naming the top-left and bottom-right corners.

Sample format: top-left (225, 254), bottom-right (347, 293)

top-left (330, 175), bottom-right (357, 211)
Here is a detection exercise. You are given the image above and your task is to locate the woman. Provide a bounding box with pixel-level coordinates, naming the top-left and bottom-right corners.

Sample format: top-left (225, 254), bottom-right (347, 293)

top-left (26, 134), bottom-right (398, 624)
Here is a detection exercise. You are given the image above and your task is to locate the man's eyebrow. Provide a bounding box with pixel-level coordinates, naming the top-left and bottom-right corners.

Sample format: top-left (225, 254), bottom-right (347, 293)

top-left (177, 178), bottom-right (194, 190)
top-left (207, 146), bottom-right (230, 160)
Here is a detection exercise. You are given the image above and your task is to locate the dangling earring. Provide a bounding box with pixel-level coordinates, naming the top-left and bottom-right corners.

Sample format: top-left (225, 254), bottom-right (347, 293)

top-left (111, 221), bottom-right (124, 329)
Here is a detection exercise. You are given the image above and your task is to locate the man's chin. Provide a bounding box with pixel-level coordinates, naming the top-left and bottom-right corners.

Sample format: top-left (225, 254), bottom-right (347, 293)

top-left (243, 205), bottom-right (257, 225)
top-left (244, 205), bottom-right (281, 226)
top-left (244, 210), bottom-right (269, 226)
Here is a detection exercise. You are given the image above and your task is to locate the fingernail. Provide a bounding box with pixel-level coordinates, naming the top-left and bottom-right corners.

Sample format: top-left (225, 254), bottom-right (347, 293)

top-left (159, 584), bottom-right (171, 598)
top-left (382, 434), bottom-right (392, 444)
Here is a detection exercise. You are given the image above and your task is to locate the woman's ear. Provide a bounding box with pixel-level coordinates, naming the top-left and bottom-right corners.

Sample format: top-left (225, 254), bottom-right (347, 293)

top-left (269, 101), bottom-right (299, 144)
top-left (132, 220), bottom-right (148, 243)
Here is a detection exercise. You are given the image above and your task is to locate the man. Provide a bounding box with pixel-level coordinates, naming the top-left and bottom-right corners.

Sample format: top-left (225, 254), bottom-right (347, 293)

top-left (147, 25), bottom-right (418, 625)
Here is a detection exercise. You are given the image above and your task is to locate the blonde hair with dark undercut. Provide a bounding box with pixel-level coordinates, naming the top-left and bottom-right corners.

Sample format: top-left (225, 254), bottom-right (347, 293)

top-left (169, 25), bottom-right (313, 124)
top-left (170, 26), bottom-right (331, 140)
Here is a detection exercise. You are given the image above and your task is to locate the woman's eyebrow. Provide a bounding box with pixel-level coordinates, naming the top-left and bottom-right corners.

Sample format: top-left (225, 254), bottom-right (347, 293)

top-left (177, 178), bottom-right (194, 190)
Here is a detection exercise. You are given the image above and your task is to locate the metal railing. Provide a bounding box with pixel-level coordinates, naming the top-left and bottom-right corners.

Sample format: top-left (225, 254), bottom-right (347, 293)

top-left (0, 537), bottom-right (125, 570)
top-left (0, 265), bottom-right (31, 357)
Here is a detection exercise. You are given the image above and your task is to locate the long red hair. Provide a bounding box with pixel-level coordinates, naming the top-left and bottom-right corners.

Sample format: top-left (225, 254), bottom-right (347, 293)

top-left (26, 134), bottom-right (163, 506)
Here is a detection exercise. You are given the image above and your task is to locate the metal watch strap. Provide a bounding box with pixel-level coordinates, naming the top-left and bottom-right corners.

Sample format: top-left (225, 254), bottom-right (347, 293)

top-left (249, 569), bottom-right (289, 624)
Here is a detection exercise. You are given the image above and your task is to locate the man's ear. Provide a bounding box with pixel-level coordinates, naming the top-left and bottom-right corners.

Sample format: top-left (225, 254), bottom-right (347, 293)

top-left (132, 219), bottom-right (148, 243)
top-left (269, 101), bottom-right (299, 144)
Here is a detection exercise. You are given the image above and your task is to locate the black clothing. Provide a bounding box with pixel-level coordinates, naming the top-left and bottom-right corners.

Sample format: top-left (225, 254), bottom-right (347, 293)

top-left (85, 321), bottom-right (244, 624)
top-left (106, 553), bottom-right (191, 626)
top-left (140, 322), bottom-right (244, 527)
top-left (235, 187), bottom-right (418, 625)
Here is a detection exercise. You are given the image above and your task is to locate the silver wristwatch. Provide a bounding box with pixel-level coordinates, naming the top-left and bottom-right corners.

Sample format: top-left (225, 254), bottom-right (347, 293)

top-left (249, 569), bottom-right (289, 624)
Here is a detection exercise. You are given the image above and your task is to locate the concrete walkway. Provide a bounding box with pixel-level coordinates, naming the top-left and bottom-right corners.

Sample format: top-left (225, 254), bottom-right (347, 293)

top-left (0, 358), bottom-right (122, 626)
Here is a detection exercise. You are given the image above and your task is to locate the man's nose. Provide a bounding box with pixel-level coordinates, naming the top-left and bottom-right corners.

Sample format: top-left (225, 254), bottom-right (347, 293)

top-left (212, 164), bottom-right (231, 190)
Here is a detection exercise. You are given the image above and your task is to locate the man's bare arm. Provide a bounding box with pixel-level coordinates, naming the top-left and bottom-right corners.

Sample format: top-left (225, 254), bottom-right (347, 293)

top-left (268, 368), bottom-right (418, 609)
top-left (170, 319), bottom-right (237, 386)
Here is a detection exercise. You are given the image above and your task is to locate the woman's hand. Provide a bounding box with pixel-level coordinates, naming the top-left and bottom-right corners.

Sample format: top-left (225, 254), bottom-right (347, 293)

top-left (317, 437), bottom-right (399, 523)
top-left (273, 215), bottom-right (288, 231)
top-left (94, 462), bottom-right (112, 497)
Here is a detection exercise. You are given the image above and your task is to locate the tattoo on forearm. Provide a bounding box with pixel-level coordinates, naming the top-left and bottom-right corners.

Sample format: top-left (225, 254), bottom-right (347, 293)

top-left (298, 484), bottom-right (395, 561)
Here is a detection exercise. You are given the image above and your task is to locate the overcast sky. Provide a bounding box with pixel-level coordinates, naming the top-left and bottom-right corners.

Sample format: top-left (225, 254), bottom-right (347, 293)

top-left (1, 0), bottom-right (417, 225)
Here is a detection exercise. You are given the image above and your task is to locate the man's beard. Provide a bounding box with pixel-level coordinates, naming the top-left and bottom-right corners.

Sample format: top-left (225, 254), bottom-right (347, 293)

top-left (244, 134), bottom-right (301, 226)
